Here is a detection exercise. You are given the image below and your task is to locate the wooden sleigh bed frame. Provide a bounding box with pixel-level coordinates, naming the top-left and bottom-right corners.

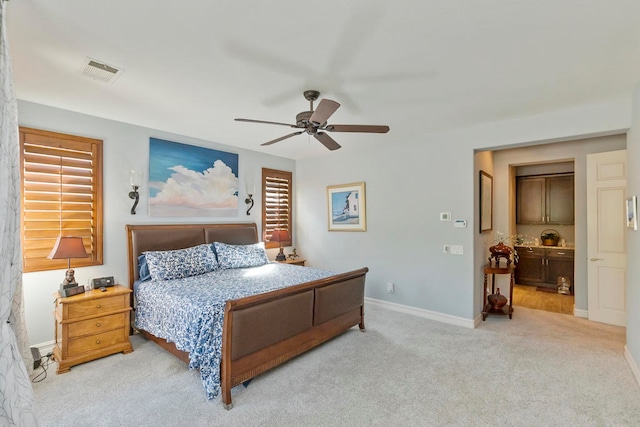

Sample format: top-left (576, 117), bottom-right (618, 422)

top-left (126, 222), bottom-right (368, 409)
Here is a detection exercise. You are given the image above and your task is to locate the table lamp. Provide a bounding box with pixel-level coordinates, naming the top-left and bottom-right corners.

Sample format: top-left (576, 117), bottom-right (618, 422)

top-left (48, 236), bottom-right (89, 286)
top-left (269, 229), bottom-right (290, 261)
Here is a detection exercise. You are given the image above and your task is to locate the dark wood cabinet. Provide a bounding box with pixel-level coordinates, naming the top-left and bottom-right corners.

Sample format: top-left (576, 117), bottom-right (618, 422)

top-left (516, 174), bottom-right (574, 225)
top-left (515, 246), bottom-right (574, 291)
top-left (514, 247), bottom-right (546, 284)
top-left (546, 248), bottom-right (574, 286)
top-left (516, 177), bottom-right (545, 224)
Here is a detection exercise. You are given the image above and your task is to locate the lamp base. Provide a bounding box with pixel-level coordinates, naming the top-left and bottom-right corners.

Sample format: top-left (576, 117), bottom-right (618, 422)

top-left (61, 268), bottom-right (78, 287)
top-left (275, 248), bottom-right (286, 261)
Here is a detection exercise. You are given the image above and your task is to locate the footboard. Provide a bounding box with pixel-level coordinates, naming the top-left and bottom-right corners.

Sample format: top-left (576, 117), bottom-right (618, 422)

top-left (220, 267), bottom-right (368, 409)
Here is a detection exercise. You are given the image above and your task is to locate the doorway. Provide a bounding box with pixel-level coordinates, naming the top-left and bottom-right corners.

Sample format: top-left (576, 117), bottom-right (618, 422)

top-left (484, 133), bottom-right (627, 319)
top-left (511, 161), bottom-right (576, 315)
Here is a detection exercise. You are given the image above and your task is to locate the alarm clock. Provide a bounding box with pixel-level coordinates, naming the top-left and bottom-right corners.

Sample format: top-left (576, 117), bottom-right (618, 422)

top-left (59, 284), bottom-right (85, 297)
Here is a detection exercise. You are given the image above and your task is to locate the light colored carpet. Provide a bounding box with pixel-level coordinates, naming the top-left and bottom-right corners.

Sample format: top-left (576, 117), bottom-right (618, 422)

top-left (32, 304), bottom-right (640, 426)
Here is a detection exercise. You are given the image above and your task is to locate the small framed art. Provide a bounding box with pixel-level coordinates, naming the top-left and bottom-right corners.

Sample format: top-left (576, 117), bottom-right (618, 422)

top-left (327, 182), bottom-right (366, 232)
top-left (626, 196), bottom-right (637, 231)
top-left (479, 170), bottom-right (493, 233)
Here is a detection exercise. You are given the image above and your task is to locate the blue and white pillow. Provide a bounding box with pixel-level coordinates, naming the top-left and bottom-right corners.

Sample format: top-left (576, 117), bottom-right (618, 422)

top-left (213, 241), bottom-right (270, 269)
top-left (144, 244), bottom-right (218, 280)
top-left (138, 254), bottom-right (151, 282)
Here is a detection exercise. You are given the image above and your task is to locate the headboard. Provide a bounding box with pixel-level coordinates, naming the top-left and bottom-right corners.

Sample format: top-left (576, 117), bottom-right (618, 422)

top-left (126, 223), bottom-right (259, 289)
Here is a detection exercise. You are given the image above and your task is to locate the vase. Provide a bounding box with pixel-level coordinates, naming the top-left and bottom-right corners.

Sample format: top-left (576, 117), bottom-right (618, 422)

top-left (489, 241), bottom-right (513, 265)
top-left (488, 288), bottom-right (508, 310)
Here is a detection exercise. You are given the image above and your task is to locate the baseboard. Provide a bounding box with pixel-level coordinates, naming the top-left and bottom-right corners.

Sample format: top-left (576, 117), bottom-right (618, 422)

top-left (624, 345), bottom-right (640, 388)
top-left (364, 297), bottom-right (475, 329)
top-left (574, 307), bottom-right (588, 318)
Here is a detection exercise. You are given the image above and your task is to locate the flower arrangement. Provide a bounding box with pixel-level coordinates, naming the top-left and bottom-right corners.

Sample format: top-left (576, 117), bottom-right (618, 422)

top-left (490, 232), bottom-right (536, 265)
top-left (493, 231), bottom-right (534, 247)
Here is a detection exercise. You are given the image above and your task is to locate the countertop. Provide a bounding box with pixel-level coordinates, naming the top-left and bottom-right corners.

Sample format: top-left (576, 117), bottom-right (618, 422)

top-left (515, 245), bottom-right (575, 250)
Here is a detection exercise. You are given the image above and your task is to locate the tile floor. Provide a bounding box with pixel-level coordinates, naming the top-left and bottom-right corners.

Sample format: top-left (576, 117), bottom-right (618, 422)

top-left (512, 284), bottom-right (574, 315)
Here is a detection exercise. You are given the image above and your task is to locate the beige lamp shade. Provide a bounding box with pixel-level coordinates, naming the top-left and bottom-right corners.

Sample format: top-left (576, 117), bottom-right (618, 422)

top-left (48, 236), bottom-right (88, 264)
top-left (269, 229), bottom-right (290, 243)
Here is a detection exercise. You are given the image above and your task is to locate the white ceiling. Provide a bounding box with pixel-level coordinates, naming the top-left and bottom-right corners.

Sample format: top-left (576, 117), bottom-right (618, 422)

top-left (6, 0), bottom-right (640, 159)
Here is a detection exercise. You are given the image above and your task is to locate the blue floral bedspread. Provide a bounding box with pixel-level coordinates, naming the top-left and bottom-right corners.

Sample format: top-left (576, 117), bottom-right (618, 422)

top-left (135, 262), bottom-right (335, 400)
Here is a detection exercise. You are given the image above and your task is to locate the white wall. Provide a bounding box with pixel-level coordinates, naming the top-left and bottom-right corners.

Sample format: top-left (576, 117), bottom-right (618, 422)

top-left (18, 100), bottom-right (295, 347)
top-left (492, 134), bottom-right (627, 311)
top-left (297, 139), bottom-right (476, 320)
top-left (626, 86), bottom-right (640, 381)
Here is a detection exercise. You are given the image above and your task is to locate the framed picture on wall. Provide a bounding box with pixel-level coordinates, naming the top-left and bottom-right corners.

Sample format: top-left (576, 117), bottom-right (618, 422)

top-left (626, 195), bottom-right (637, 231)
top-left (327, 182), bottom-right (366, 232)
top-left (148, 137), bottom-right (239, 217)
top-left (479, 171), bottom-right (493, 233)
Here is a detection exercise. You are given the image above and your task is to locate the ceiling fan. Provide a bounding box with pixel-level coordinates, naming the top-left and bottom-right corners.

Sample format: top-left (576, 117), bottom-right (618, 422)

top-left (235, 90), bottom-right (390, 151)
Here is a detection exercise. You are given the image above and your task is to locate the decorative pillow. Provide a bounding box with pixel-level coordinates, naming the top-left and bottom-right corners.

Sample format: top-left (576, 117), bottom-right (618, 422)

top-left (137, 254), bottom-right (151, 282)
top-left (213, 241), bottom-right (270, 269)
top-left (144, 244), bottom-right (218, 280)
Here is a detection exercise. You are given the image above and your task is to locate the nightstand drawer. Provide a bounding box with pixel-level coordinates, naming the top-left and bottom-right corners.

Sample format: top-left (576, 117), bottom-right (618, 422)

top-left (68, 328), bottom-right (127, 357)
top-left (68, 312), bottom-right (126, 338)
top-left (66, 295), bottom-right (127, 319)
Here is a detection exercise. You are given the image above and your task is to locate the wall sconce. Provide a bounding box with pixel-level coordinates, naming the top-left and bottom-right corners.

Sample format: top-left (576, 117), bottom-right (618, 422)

top-left (245, 182), bottom-right (255, 216)
top-left (129, 170), bottom-right (143, 215)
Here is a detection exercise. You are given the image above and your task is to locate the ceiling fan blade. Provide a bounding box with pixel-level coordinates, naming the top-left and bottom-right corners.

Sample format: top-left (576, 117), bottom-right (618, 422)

top-left (315, 132), bottom-right (342, 151)
top-left (325, 124), bottom-right (390, 133)
top-left (309, 99), bottom-right (340, 125)
top-left (260, 131), bottom-right (304, 146)
top-left (235, 118), bottom-right (298, 128)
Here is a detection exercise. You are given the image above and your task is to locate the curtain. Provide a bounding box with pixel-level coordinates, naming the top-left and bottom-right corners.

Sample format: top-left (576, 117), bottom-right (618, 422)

top-left (0, 1), bottom-right (38, 425)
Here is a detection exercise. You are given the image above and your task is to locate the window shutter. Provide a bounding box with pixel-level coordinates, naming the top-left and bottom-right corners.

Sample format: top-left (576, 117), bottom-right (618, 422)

top-left (20, 127), bottom-right (103, 272)
top-left (262, 168), bottom-right (292, 248)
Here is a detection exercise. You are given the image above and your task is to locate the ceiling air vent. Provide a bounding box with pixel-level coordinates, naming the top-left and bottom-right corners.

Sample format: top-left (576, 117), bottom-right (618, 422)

top-left (81, 58), bottom-right (123, 84)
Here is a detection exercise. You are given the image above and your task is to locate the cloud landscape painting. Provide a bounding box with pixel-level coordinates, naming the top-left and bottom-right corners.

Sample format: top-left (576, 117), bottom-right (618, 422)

top-left (148, 138), bottom-right (239, 217)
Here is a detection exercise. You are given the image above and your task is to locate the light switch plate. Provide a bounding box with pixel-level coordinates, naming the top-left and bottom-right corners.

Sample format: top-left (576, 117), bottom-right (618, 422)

top-left (450, 245), bottom-right (464, 255)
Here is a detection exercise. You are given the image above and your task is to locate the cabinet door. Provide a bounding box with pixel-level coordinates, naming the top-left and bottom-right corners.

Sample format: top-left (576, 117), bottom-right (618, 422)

top-left (545, 249), bottom-right (574, 286)
top-left (514, 247), bottom-right (546, 285)
top-left (546, 175), bottom-right (574, 224)
top-left (516, 177), bottom-right (545, 224)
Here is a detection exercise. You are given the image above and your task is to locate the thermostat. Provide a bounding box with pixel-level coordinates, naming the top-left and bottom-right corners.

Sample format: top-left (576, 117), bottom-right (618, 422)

top-left (454, 219), bottom-right (467, 228)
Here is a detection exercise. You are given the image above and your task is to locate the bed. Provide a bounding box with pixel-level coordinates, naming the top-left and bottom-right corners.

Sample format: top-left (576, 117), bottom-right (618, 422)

top-left (126, 222), bottom-right (368, 409)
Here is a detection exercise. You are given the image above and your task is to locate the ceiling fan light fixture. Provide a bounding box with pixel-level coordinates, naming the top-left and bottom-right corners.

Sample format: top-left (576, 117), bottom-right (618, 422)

top-left (236, 90), bottom-right (390, 151)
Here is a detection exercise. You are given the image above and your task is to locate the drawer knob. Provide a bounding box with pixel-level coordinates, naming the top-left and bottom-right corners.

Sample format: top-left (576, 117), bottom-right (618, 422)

top-left (96, 322), bottom-right (101, 327)
top-left (96, 340), bottom-right (101, 344)
top-left (96, 305), bottom-right (101, 308)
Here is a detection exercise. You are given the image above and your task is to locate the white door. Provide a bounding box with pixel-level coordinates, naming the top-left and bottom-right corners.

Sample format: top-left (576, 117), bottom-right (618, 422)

top-left (586, 150), bottom-right (627, 326)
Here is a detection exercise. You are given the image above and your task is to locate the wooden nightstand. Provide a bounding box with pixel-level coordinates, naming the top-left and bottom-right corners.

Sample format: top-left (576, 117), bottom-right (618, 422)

top-left (53, 284), bottom-right (133, 374)
top-left (277, 258), bottom-right (306, 266)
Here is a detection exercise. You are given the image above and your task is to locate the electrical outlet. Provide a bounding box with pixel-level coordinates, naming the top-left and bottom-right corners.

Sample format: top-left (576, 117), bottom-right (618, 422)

top-left (387, 282), bottom-right (395, 293)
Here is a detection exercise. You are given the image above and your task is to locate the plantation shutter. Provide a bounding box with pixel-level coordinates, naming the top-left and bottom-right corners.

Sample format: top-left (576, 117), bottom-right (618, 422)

top-left (20, 127), bottom-right (103, 272)
top-left (262, 168), bottom-right (292, 248)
